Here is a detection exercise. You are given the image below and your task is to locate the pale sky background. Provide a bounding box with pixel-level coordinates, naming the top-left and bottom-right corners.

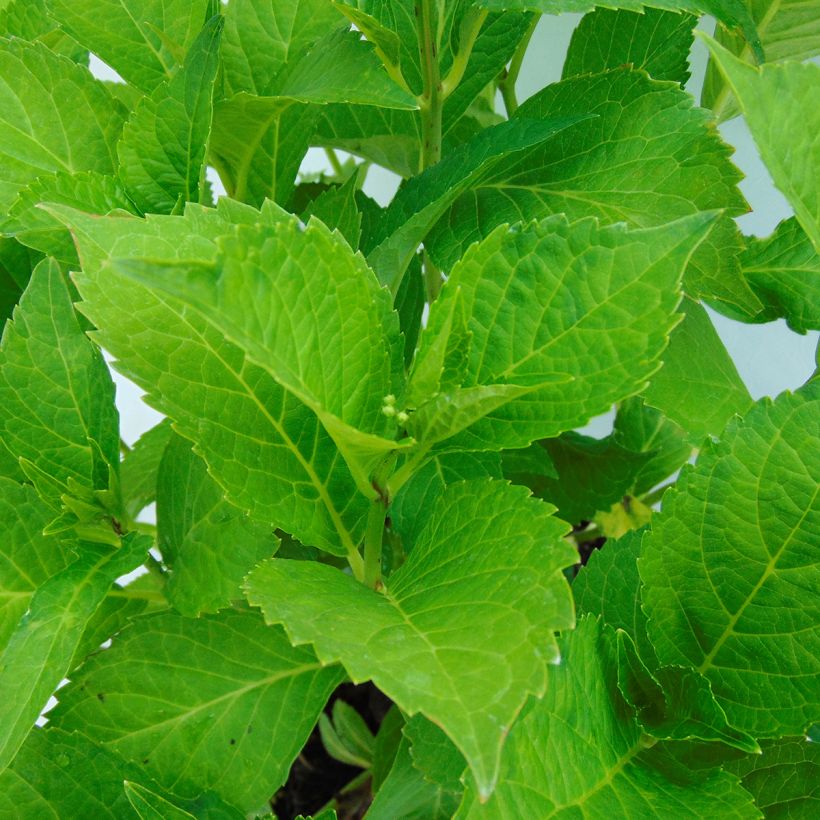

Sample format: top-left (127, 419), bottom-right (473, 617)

top-left (89, 14), bottom-right (818, 445)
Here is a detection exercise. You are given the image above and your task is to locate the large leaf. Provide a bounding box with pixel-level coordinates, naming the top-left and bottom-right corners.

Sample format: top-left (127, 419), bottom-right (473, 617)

top-left (426, 67), bottom-right (760, 316)
top-left (246, 480), bottom-right (576, 798)
top-left (45, 0), bottom-right (213, 92)
top-left (0, 38), bottom-right (124, 214)
top-left (410, 213), bottom-right (715, 451)
top-left (0, 478), bottom-right (75, 652)
top-left (0, 0), bottom-right (86, 63)
top-left (0, 259), bottom-right (120, 506)
top-left (741, 218), bottom-right (820, 334)
top-left (51, 608), bottom-right (344, 811)
top-left (0, 533), bottom-right (148, 772)
top-left (703, 0), bottom-right (820, 121)
top-left (725, 737), bottom-right (820, 818)
top-left (364, 115), bottom-right (588, 291)
top-left (641, 385), bottom-right (820, 736)
top-left (457, 617), bottom-right (760, 818)
top-left (702, 35), bottom-right (820, 252)
top-left (157, 432), bottom-right (279, 616)
top-left (643, 297), bottom-right (752, 441)
top-left (117, 15), bottom-right (223, 214)
top-left (53, 203), bottom-right (368, 560)
top-left (563, 8), bottom-right (695, 85)
top-left (116, 217), bottom-right (406, 498)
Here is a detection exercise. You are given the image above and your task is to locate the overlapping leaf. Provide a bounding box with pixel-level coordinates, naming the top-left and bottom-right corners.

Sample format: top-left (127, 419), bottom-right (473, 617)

top-left (157, 433), bottom-right (278, 616)
top-left (426, 67), bottom-right (759, 316)
top-left (457, 617), bottom-right (760, 818)
top-left (641, 385), bottom-right (820, 736)
top-left (117, 15), bottom-right (223, 214)
top-left (0, 38), bottom-right (124, 214)
top-left (247, 480), bottom-right (575, 798)
top-left (702, 35), bottom-right (820, 252)
top-left (45, 0), bottom-right (213, 92)
top-left (409, 213), bottom-right (714, 451)
top-left (51, 609), bottom-right (344, 810)
top-left (741, 218), bottom-right (820, 334)
top-left (119, 419), bottom-right (173, 520)
top-left (53, 202), bottom-right (368, 558)
top-left (643, 298), bottom-right (752, 441)
top-left (0, 0), bottom-right (86, 63)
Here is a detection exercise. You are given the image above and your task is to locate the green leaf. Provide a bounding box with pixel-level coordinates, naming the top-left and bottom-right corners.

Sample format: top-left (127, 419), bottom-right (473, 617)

top-left (125, 782), bottom-right (196, 820)
top-left (372, 705), bottom-right (404, 792)
top-left (51, 608), bottom-right (344, 811)
top-left (701, 34), bottom-right (820, 252)
top-left (53, 203), bottom-right (368, 560)
top-left (703, 0), bottom-right (820, 122)
top-left (0, 532), bottom-right (149, 772)
top-left (0, 238), bottom-right (40, 324)
top-left (301, 176), bottom-right (363, 249)
top-left (474, 1), bottom-right (762, 59)
top-left (426, 68), bottom-right (760, 317)
top-left (157, 432), bottom-right (279, 616)
top-left (0, 38), bottom-right (124, 214)
top-left (0, 729), bottom-right (140, 817)
top-left (563, 8), bottom-right (695, 85)
top-left (641, 385), bottom-right (820, 736)
top-left (741, 217), bottom-right (820, 334)
top-left (0, 0), bottom-right (86, 64)
top-left (45, 0), bottom-right (213, 92)
top-left (115, 217), bottom-right (406, 499)
top-left (117, 15), bottom-right (223, 214)
top-left (2, 171), bottom-right (136, 265)
top-left (364, 115), bottom-right (589, 291)
top-left (404, 714), bottom-right (467, 794)
top-left (319, 700), bottom-right (375, 769)
top-left (0, 478), bottom-right (75, 653)
top-left (246, 480), bottom-right (576, 798)
top-left (368, 735), bottom-right (462, 820)
top-left (414, 214), bottom-right (715, 451)
top-left (0, 259), bottom-right (120, 505)
top-left (725, 737), bottom-right (820, 818)
top-left (643, 297), bottom-right (752, 441)
top-left (616, 631), bottom-right (760, 753)
top-left (457, 616), bottom-right (760, 818)
top-left (221, 0), bottom-right (346, 96)
top-left (120, 419), bottom-right (173, 520)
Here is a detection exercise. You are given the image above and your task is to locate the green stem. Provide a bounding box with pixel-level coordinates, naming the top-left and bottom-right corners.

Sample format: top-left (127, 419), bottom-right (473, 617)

top-left (119, 437), bottom-right (132, 456)
top-left (441, 8), bottom-right (488, 98)
top-left (417, 0), bottom-right (443, 170)
top-left (387, 444), bottom-right (432, 498)
top-left (499, 14), bottom-right (538, 117)
top-left (363, 497), bottom-right (387, 589)
top-left (315, 770), bottom-right (372, 815)
top-left (325, 147), bottom-right (345, 178)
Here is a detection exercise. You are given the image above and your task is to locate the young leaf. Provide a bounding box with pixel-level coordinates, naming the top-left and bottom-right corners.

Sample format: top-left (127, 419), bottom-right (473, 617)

top-left (54, 203), bottom-right (368, 560)
top-left (2, 171), bottom-right (137, 265)
top-left (701, 34), bottom-right (820, 252)
top-left (457, 616), bottom-right (760, 818)
top-left (702, 0), bottom-right (820, 121)
top-left (641, 384), bottom-right (820, 736)
top-left (563, 8), bottom-right (695, 85)
top-left (0, 478), bottom-right (75, 652)
top-left (115, 217), bottom-right (406, 498)
top-left (741, 217), bottom-right (820, 334)
top-left (51, 609), bottom-right (345, 811)
top-left (643, 297), bottom-right (752, 441)
top-left (45, 0), bottom-right (213, 92)
top-left (364, 115), bottom-right (589, 291)
top-left (157, 432), bottom-right (279, 616)
top-left (0, 38), bottom-right (124, 214)
top-left (725, 736), bottom-right (820, 817)
top-left (0, 258), bottom-right (120, 505)
top-left (246, 480), bottom-right (576, 798)
top-left (117, 15), bottom-right (223, 214)
top-left (119, 419), bottom-right (173, 520)
top-left (318, 700), bottom-right (375, 769)
top-left (425, 68), bottom-right (759, 317)
top-left (413, 213), bottom-right (715, 451)
top-left (0, 533), bottom-right (149, 772)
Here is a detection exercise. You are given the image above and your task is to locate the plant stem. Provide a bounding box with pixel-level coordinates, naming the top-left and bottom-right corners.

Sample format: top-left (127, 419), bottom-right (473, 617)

top-left (417, 0), bottom-right (443, 170)
top-left (441, 8), bottom-right (488, 98)
top-left (325, 147), bottom-right (345, 178)
top-left (499, 14), bottom-right (538, 117)
top-left (363, 496), bottom-right (387, 589)
top-left (387, 444), bottom-right (432, 498)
